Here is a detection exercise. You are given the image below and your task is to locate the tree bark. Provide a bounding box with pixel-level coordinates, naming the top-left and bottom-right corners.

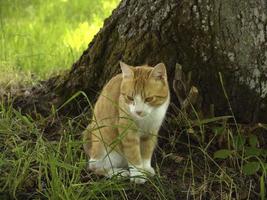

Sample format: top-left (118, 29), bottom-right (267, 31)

top-left (11, 0), bottom-right (267, 123)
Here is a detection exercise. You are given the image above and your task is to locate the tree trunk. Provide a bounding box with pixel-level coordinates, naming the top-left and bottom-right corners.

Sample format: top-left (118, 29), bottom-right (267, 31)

top-left (12, 0), bottom-right (267, 123)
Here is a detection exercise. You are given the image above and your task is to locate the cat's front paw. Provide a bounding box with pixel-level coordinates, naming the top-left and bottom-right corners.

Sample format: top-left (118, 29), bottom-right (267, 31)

top-left (107, 168), bottom-right (130, 178)
top-left (87, 159), bottom-right (98, 171)
top-left (87, 158), bottom-right (104, 172)
top-left (143, 166), bottom-right (155, 176)
top-left (129, 167), bottom-right (147, 184)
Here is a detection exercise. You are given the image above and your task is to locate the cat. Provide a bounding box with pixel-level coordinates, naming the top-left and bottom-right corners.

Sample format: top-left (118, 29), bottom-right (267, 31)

top-left (83, 61), bottom-right (170, 184)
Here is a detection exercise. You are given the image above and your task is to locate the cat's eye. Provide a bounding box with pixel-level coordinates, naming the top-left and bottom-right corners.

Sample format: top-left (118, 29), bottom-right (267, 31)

top-left (145, 96), bottom-right (154, 102)
top-left (126, 95), bottom-right (134, 101)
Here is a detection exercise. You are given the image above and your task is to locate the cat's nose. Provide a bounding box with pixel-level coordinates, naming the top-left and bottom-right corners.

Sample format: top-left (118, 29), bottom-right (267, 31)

top-left (135, 111), bottom-right (143, 116)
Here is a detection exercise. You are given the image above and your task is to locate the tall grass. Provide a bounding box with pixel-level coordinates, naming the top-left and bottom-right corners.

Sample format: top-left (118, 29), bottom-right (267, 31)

top-left (0, 100), bottom-right (178, 199)
top-left (0, 89), bottom-right (266, 199)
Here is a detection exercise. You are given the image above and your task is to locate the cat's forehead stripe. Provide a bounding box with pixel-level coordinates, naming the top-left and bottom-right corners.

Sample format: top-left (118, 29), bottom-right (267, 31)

top-left (133, 79), bottom-right (145, 98)
top-left (132, 67), bottom-right (152, 98)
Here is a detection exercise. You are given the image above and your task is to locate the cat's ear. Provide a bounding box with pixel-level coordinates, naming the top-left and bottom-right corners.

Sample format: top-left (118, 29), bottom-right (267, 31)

top-left (120, 61), bottom-right (134, 78)
top-left (150, 63), bottom-right (167, 80)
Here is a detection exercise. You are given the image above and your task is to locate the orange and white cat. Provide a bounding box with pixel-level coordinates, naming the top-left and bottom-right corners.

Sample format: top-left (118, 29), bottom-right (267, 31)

top-left (83, 61), bottom-right (170, 183)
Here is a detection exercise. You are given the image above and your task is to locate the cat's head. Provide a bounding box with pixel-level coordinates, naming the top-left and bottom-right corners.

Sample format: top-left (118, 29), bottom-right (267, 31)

top-left (120, 61), bottom-right (169, 119)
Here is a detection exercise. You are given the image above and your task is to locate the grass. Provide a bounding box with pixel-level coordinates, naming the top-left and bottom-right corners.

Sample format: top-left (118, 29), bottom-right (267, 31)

top-left (0, 91), bottom-right (266, 199)
top-left (0, 100), bottom-right (178, 199)
top-left (0, 1), bottom-right (267, 199)
top-left (0, 0), bottom-right (119, 80)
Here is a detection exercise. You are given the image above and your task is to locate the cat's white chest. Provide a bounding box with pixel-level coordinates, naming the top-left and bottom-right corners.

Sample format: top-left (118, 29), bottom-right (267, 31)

top-left (136, 97), bottom-right (169, 134)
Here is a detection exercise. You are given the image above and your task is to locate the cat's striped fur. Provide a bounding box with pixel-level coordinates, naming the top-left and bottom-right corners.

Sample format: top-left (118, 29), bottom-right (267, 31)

top-left (83, 61), bottom-right (170, 183)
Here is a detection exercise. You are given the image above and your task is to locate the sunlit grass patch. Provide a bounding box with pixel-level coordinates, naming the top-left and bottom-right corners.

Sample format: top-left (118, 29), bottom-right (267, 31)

top-left (63, 20), bottom-right (102, 51)
top-left (0, 0), bottom-right (120, 80)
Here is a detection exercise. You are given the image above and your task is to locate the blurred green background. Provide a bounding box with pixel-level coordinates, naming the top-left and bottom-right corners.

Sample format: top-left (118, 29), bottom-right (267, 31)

top-left (0, 0), bottom-right (120, 82)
